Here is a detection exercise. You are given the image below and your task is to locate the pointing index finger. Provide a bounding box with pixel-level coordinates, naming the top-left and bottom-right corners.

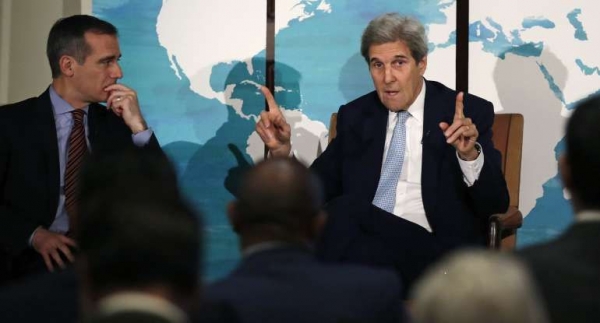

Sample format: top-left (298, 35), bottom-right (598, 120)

top-left (260, 86), bottom-right (280, 114)
top-left (455, 92), bottom-right (465, 119)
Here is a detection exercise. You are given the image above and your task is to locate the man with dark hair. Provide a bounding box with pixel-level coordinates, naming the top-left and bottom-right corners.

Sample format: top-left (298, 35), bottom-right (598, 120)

top-left (79, 199), bottom-right (201, 323)
top-left (519, 95), bottom-right (600, 323)
top-left (255, 13), bottom-right (508, 292)
top-left (206, 158), bottom-right (404, 323)
top-left (0, 14), bottom-right (161, 283)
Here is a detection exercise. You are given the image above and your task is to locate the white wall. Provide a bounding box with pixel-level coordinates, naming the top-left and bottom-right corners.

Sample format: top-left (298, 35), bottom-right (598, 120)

top-left (0, 0), bottom-right (88, 105)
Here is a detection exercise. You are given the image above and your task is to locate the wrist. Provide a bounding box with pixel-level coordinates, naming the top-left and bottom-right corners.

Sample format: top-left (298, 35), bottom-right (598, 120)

top-left (30, 226), bottom-right (44, 248)
top-left (458, 142), bottom-right (481, 161)
top-left (270, 144), bottom-right (292, 158)
top-left (130, 120), bottom-right (148, 134)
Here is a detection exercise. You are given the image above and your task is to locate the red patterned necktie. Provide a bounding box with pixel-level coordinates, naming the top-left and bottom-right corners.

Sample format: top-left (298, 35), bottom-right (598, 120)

top-left (64, 109), bottom-right (88, 233)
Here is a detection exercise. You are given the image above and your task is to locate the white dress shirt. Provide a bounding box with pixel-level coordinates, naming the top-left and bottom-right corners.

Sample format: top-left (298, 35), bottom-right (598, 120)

top-left (381, 80), bottom-right (484, 232)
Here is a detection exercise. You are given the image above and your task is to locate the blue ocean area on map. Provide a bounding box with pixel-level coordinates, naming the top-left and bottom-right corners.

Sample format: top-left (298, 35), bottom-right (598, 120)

top-left (537, 63), bottom-right (566, 104)
top-left (522, 18), bottom-right (555, 29)
top-left (469, 19), bottom-right (543, 59)
top-left (567, 8), bottom-right (588, 41)
top-left (575, 59), bottom-right (600, 76)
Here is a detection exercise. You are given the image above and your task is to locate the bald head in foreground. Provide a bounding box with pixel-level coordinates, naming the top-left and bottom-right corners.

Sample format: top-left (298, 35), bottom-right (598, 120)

top-left (206, 158), bottom-right (405, 323)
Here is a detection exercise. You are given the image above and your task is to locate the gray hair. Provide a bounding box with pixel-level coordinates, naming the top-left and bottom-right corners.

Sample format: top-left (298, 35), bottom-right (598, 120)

top-left (360, 13), bottom-right (428, 63)
top-left (411, 250), bottom-right (549, 323)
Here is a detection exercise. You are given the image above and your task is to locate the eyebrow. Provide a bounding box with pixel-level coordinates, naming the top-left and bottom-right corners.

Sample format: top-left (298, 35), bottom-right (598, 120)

top-left (369, 54), bottom-right (409, 63)
top-left (98, 54), bottom-right (122, 62)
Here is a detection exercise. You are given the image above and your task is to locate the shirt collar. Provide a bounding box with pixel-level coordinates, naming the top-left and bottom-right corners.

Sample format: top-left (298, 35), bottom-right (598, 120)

top-left (387, 78), bottom-right (425, 123)
top-left (96, 292), bottom-right (188, 323)
top-left (49, 85), bottom-right (89, 116)
top-left (576, 210), bottom-right (600, 223)
top-left (242, 241), bottom-right (295, 258)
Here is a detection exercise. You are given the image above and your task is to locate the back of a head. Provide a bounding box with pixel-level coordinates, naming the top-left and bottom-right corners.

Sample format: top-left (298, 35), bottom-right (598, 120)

top-left (234, 158), bottom-right (323, 242)
top-left (47, 14), bottom-right (118, 78)
top-left (76, 150), bottom-right (201, 299)
top-left (78, 149), bottom-right (180, 209)
top-left (411, 250), bottom-right (548, 323)
top-left (79, 199), bottom-right (200, 299)
top-left (565, 94), bottom-right (600, 210)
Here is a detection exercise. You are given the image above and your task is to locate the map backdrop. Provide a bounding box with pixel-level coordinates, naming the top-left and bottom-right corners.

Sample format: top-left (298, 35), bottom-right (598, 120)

top-left (92, 0), bottom-right (598, 280)
top-left (469, 1), bottom-right (600, 246)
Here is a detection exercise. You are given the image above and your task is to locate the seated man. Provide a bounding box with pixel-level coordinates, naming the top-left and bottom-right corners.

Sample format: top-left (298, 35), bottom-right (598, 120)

top-left (255, 13), bottom-right (508, 292)
top-left (519, 94), bottom-right (600, 323)
top-left (0, 14), bottom-right (162, 284)
top-left (206, 158), bottom-right (405, 323)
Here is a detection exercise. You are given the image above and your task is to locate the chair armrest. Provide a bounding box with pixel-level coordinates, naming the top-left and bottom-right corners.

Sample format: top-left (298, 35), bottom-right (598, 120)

top-left (488, 206), bottom-right (523, 249)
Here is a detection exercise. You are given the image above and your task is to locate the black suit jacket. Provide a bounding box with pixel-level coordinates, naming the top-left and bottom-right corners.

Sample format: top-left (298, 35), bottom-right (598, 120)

top-left (205, 246), bottom-right (404, 323)
top-left (0, 268), bottom-right (79, 323)
top-left (87, 311), bottom-right (177, 323)
top-left (519, 222), bottom-right (600, 323)
top-left (311, 80), bottom-right (509, 248)
top-left (0, 88), bottom-right (161, 255)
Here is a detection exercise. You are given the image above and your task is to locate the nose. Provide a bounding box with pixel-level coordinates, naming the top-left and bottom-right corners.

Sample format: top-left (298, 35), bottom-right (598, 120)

top-left (111, 62), bottom-right (123, 79)
top-left (383, 65), bottom-right (395, 84)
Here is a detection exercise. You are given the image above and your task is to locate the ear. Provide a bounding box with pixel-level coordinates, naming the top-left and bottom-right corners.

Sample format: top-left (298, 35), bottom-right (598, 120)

top-left (418, 56), bottom-right (427, 76)
top-left (226, 201), bottom-right (241, 233)
top-left (559, 154), bottom-right (572, 191)
top-left (59, 55), bottom-right (77, 77)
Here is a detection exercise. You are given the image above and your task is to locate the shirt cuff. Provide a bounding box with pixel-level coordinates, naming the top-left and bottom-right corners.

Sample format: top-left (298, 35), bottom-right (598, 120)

top-left (131, 128), bottom-right (153, 147)
top-left (266, 148), bottom-right (295, 158)
top-left (29, 226), bottom-right (42, 246)
top-left (457, 144), bottom-right (484, 187)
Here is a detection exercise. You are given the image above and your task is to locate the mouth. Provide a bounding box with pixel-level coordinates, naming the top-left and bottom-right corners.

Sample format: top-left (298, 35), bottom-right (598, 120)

top-left (383, 90), bottom-right (399, 97)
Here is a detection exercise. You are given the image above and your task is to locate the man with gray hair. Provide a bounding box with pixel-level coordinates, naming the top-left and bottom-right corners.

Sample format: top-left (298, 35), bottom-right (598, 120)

top-left (411, 250), bottom-right (548, 323)
top-left (255, 13), bottom-right (508, 294)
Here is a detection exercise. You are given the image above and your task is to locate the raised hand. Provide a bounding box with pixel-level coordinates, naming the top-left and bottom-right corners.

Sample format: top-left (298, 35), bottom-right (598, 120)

top-left (439, 92), bottom-right (480, 161)
top-left (104, 83), bottom-right (148, 134)
top-left (255, 86), bottom-right (292, 157)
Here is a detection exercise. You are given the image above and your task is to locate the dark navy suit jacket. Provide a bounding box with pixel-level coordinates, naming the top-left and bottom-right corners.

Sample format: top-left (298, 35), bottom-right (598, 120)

top-left (205, 246), bottom-right (404, 323)
top-left (311, 80), bottom-right (509, 280)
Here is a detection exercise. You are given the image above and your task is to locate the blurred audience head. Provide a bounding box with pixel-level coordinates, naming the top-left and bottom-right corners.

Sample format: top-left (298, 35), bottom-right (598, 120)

top-left (76, 150), bottom-right (202, 311)
top-left (561, 94), bottom-right (600, 212)
top-left (227, 157), bottom-right (325, 248)
top-left (411, 249), bottom-right (548, 323)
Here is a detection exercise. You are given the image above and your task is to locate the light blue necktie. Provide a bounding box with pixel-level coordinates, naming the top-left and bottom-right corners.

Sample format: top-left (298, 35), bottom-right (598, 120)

top-left (372, 111), bottom-right (409, 213)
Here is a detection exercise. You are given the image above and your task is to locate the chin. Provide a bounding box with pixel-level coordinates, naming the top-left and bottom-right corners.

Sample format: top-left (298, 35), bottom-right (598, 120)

top-left (383, 104), bottom-right (406, 112)
top-left (96, 94), bottom-right (109, 103)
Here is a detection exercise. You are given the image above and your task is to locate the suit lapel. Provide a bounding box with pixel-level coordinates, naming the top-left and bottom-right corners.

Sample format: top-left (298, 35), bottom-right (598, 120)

top-left (421, 80), bottom-right (452, 217)
top-left (34, 89), bottom-right (60, 217)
